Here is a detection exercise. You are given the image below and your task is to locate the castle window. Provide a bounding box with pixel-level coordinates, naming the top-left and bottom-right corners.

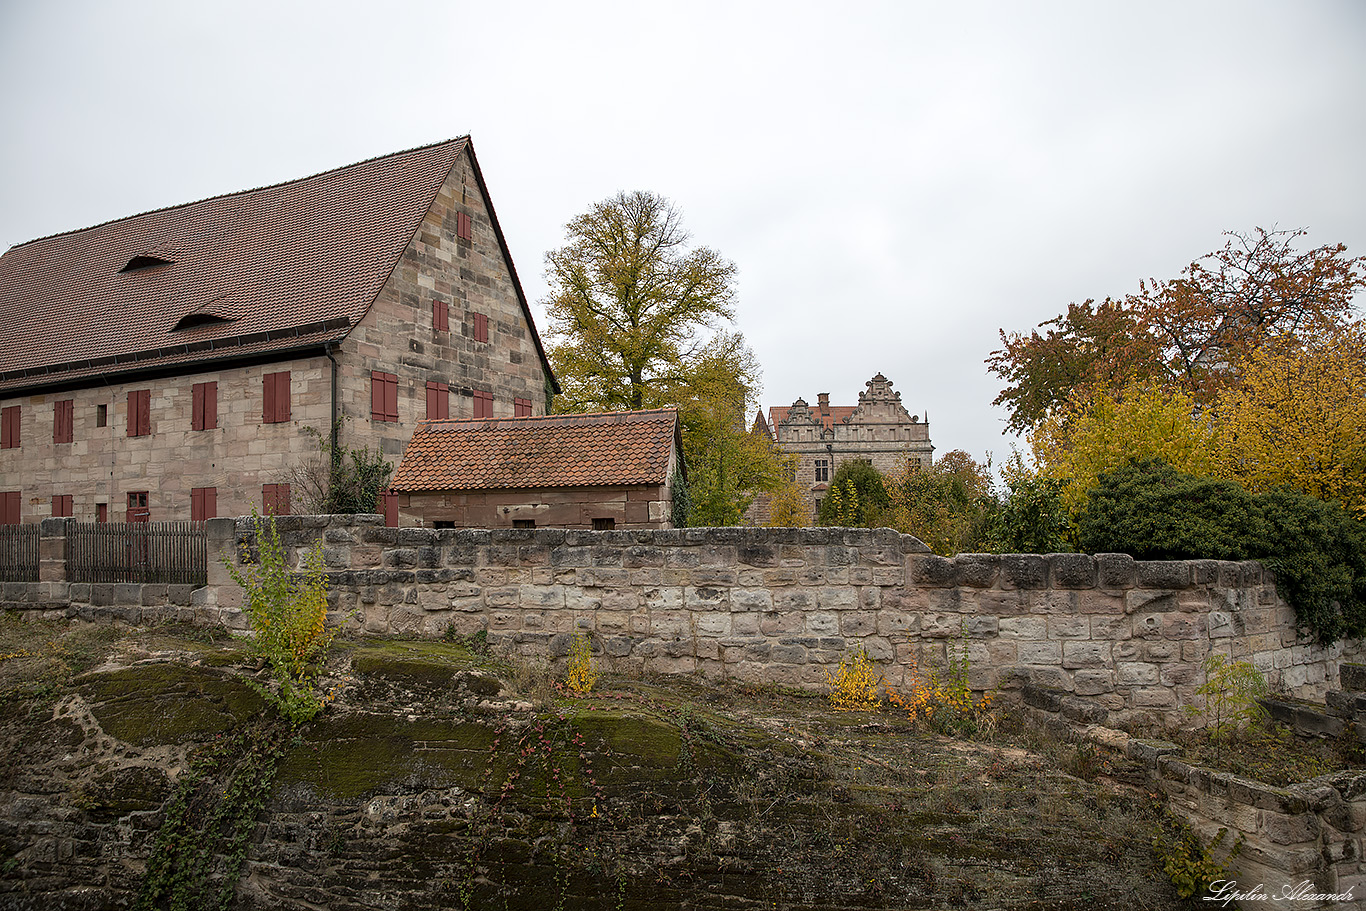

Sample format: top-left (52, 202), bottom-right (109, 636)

top-left (96, 404), bottom-right (107, 428)
top-left (473, 389), bottom-right (493, 419)
top-left (1, 405), bottom-right (19, 449)
top-left (514, 397), bottom-right (532, 417)
top-left (593, 518), bottom-right (616, 531)
top-left (471, 312), bottom-right (489, 343)
top-left (192, 382), bottom-right (218, 431)
top-left (128, 390), bottom-right (151, 437)
top-left (371, 371), bottom-right (399, 421)
top-left (433, 299), bottom-right (449, 332)
top-left (191, 487), bottom-right (217, 521)
top-left (54, 400), bottom-right (73, 444)
top-left (263, 372), bottom-right (291, 423)
top-left (814, 459), bottom-right (829, 482)
top-left (426, 381), bottom-right (449, 420)
top-left (52, 495), bottom-right (73, 518)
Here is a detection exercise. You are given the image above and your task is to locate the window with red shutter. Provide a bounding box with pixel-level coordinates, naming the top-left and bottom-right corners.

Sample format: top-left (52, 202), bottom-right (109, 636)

top-left (1, 405), bottom-right (19, 449)
top-left (191, 487), bottom-right (217, 521)
top-left (263, 483), bottom-right (291, 516)
top-left (0, 491), bottom-right (19, 525)
top-left (471, 312), bottom-right (489, 343)
top-left (426, 381), bottom-right (449, 420)
top-left (128, 391), bottom-right (151, 437)
top-left (52, 495), bottom-right (73, 518)
top-left (433, 300), bottom-right (449, 332)
top-left (192, 381), bottom-right (217, 430)
top-left (456, 212), bottom-right (472, 241)
top-left (371, 371), bottom-right (398, 421)
top-left (96, 503), bottom-right (108, 523)
top-left (473, 390), bottom-right (493, 419)
top-left (514, 397), bottom-right (532, 417)
top-left (54, 400), bottom-right (73, 444)
top-left (263, 372), bottom-right (291, 423)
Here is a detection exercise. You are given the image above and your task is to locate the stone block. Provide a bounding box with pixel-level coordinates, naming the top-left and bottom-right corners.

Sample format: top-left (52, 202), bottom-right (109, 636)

top-left (840, 612), bottom-right (877, 636)
top-left (1132, 686), bottom-right (1176, 708)
top-left (952, 554), bottom-right (998, 588)
top-left (907, 555), bottom-right (954, 587)
top-left (1072, 670), bottom-right (1114, 696)
top-left (999, 617), bottom-right (1047, 640)
top-left (1062, 641), bottom-right (1112, 669)
top-left (806, 612), bottom-right (839, 635)
top-left (1135, 561), bottom-right (1191, 589)
top-left (1088, 615), bottom-right (1131, 640)
top-left (1047, 616), bottom-right (1089, 639)
top-left (999, 555), bottom-right (1048, 590)
top-left (1048, 554), bottom-right (1096, 589)
top-left (1116, 662), bottom-right (1159, 686)
top-left (1018, 641), bottom-right (1062, 664)
top-left (818, 587), bottom-right (859, 610)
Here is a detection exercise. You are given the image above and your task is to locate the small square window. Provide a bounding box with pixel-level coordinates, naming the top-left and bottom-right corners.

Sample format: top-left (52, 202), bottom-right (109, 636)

top-left (592, 518), bottom-right (616, 531)
top-left (512, 519), bottom-right (536, 529)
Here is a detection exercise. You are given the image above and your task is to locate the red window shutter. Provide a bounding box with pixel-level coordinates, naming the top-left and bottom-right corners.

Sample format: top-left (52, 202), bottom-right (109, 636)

top-left (426, 381), bottom-right (448, 420)
top-left (277, 372), bottom-right (291, 422)
top-left (191, 487), bottom-right (217, 521)
top-left (205, 382), bottom-right (217, 430)
top-left (264, 372), bottom-right (291, 423)
top-left (54, 400), bottom-right (73, 444)
top-left (2, 405), bottom-right (19, 449)
top-left (457, 212), bottom-right (472, 241)
top-left (381, 490), bottom-right (398, 527)
top-left (473, 390), bottom-right (493, 419)
top-left (96, 503), bottom-right (107, 523)
top-left (129, 391), bottom-right (150, 437)
top-left (433, 300), bottom-right (448, 332)
top-left (472, 312), bottom-right (488, 343)
top-left (263, 484), bottom-right (291, 516)
top-left (384, 374), bottom-right (398, 421)
top-left (1, 491), bottom-right (18, 525)
top-left (371, 371), bottom-right (385, 420)
top-left (514, 397), bottom-right (531, 417)
top-left (192, 383), bottom-right (204, 431)
top-left (52, 495), bottom-right (72, 518)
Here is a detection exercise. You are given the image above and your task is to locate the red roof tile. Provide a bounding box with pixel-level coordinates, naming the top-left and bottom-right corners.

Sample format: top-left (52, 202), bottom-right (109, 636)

top-left (0, 137), bottom-right (553, 395)
top-left (390, 409), bottom-right (680, 492)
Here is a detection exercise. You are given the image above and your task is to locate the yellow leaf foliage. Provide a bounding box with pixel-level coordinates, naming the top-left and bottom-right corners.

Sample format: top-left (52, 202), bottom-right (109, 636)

top-left (1032, 380), bottom-right (1216, 522)
top-left (1216, 328), bottom-right (1366, 520)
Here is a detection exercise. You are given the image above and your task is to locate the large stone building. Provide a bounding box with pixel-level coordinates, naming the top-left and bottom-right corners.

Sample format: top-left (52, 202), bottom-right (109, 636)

top-left (389, 409), bottom-right (683, 529)
top-left (748, 373), bottom-right (932, 524)
top-left (0, 138), bottom-right (556, 524)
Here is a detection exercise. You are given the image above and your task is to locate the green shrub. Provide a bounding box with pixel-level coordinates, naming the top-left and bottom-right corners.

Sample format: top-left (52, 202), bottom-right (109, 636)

top-left (818, 460), bottom-right (890, 527)
top-left (1080, 459), bottom-right (1366, 643)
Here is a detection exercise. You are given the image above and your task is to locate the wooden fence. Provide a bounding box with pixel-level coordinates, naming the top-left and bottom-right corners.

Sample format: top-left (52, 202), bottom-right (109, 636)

top-left (66, 522), bottom-right (207, 585)
top-left (0, 525), bottom-right (40, 582)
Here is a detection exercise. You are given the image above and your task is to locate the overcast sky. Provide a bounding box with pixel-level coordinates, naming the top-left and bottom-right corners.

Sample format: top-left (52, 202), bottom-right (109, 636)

top-left (2, 1), bottom-right (1363, 471)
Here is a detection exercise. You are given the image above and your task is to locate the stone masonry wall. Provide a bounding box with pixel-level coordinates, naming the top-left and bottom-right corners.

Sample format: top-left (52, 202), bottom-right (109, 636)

top-left (0, 516), bottom-right (1335, 728)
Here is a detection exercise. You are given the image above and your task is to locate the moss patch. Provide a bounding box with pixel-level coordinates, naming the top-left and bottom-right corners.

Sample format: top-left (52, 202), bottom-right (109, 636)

top-left (79, 663), bottom-right (266, 746)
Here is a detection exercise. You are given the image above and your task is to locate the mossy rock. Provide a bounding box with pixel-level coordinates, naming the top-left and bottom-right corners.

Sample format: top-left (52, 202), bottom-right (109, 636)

top-left (79, 764), bottom-right (173, 821)
top-left (277, 711), bottom-right (500, 801)
top-left (345, 640), bottom-right (501, 694)
top-left (78, 662), bottom-right (266, 746)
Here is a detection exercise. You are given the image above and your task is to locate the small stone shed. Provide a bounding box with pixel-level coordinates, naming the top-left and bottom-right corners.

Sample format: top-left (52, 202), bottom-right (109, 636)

top-left (388, 408), bottom-right (682, 529)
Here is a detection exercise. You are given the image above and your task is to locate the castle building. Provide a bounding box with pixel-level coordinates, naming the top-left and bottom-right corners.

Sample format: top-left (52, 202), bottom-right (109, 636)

top-left (748, 373), bottom-right (932, 524)
top-left (0, 137), bottom-right (556, 524)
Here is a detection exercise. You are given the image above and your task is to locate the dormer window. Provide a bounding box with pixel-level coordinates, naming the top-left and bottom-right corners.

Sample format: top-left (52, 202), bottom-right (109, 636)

top-left (172, 313), bottom-right (233, 331)
top-left (120, 254), bottom-right (174, 272)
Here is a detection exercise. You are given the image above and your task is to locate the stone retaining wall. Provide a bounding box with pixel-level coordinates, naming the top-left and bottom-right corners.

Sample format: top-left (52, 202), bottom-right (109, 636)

top-left (5, 515), bottom-right (1359, 727)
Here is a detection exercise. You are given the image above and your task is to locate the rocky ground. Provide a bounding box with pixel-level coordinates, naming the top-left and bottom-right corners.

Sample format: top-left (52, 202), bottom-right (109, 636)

top-left (0, 616), bottom-right (1192, 910)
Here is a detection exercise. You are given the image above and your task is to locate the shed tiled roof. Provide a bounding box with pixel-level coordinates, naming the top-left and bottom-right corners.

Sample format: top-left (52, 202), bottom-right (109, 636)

top-left (0, 137), bottom-right (553, 395)
top-left (390, 409), bottom-right (680, 492)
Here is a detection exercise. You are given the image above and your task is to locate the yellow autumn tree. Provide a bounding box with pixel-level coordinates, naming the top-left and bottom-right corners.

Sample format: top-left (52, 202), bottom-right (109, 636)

top-left (1216, 327), bottom-right (1366, 520)
top-left (1032, 380), bottom-right (1217, 525)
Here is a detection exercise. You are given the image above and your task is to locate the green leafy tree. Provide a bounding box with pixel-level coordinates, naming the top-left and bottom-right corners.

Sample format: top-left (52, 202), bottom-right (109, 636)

top-left (1080, 459), bottom-right (1366, 643)
top-left (991, 453), bottom-right (1072, 554)
top-left (544, 190), bottom-right (737, 413)
top-left (884, 450), bottom-right (998, 555)
top-left (817, 460), bottom-right (889, 527)
top-left (544, 192), bottom-right (784, 523)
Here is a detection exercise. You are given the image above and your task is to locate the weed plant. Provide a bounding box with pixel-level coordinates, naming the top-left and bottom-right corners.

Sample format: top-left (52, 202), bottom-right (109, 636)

top-left (227, 513), bottom-right (338, 723)
top-left (825, 646), bottom-right (882, 711)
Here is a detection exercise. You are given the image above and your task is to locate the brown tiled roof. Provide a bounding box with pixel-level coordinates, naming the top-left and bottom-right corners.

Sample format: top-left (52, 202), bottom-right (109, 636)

top-left (0, 137), bottom-right (554, 395)
top-left (769, 404), bottom-right (857, 431)
top-left (390, 409), bottom-right (680, 492)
